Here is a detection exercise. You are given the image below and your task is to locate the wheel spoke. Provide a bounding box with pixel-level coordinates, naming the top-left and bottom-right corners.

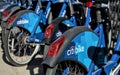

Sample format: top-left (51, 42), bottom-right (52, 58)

top-left (55, 61), bottom-right (86, 75)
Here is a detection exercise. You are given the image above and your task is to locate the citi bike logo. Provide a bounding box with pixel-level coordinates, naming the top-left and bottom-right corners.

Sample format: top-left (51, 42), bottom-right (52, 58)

top-left (56, 30), bottom-right (62, 37)
top-left (17, 19), bottom-right (29, 25)
top-left (67, 45), bottom-right (84, 56)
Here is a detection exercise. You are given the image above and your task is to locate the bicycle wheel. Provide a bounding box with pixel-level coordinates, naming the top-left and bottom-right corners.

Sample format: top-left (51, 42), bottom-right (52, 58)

top-left (4, 27), bottom-right (40, 66)
top-left (45, 60), bottom-right (87, 75)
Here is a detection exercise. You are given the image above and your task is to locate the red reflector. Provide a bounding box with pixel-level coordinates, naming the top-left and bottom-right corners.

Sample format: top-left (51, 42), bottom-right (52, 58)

top-left (44, 24), bottom-right (55, 38)
top-left (2, 9), bottom-right (11, 17)
top-left (86, 1), bottom-right (93, 7)
top-left (47, 36), bottom-right (65, 57)
top-left (7, 14), bottom-right (16, 25)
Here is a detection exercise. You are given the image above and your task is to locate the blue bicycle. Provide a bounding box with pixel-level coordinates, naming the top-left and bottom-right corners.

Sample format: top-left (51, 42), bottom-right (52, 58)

top-left (42, 0), bottom-right (112, 74)
top-left (2, 0), bottom-right (50, 66)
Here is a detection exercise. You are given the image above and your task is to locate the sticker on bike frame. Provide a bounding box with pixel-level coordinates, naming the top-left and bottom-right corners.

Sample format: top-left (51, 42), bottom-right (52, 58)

top-left (67, 45), bottom-right (85, 56)
top-left (13, 12), bottom-right (41, 33)
top-left (17, 18), bottom-right (29, 25)
top-left (56, 30), bottom-right (62, 38)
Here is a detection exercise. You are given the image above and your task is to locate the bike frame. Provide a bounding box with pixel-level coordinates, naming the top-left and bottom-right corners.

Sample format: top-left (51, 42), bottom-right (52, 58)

top-left (77, 0), bottom-right (108, 71)
top-left (86, 2), bottom-right (107, 74)
top-left (63, 4), bottom-right (107, 69)
top-left (90, 33), bottom-right (120, 75)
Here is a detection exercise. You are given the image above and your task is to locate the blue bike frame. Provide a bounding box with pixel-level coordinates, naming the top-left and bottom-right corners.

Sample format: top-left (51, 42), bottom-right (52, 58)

top-left (91, 33), bottom-right (120, 75)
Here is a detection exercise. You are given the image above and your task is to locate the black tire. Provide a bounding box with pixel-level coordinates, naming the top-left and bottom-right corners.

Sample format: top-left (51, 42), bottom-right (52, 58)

top-left (45, 60), bottom-right (87, 75)
top-left (4, 27), bottom-right (39, 66)
top-left (1, 21), bottom-right (7, 49)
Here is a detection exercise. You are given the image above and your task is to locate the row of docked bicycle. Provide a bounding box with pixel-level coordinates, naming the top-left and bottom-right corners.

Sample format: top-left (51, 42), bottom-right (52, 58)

top-left (0, 0), bottom-right (120, 75)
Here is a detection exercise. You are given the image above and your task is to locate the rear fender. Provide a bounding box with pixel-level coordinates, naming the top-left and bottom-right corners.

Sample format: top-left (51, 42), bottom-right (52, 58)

top-left (6, 10), bottom-right (41, 33)
top-left (0, 3), bottom-right (10, 18)
top-left (43, 17), bottom-right (75, 44)
top-left (0, 3), bottom-right (10, 12)
top-left (43, 17), bottom-right (67, 44)
top-left (42, 26), bottom-right (99, 70)
top-left (1, 5), bottom-right (21, 21)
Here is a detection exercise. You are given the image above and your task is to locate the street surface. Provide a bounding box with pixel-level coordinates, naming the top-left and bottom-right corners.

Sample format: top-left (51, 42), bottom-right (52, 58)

top-left (0, 43), bottom-right (43, 75)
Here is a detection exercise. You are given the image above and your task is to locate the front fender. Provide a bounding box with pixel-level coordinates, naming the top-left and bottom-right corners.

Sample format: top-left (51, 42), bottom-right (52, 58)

top-left (7, 10), bottom-right (41, 33)
top-left (42, 26), bottom-right (99, 70)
